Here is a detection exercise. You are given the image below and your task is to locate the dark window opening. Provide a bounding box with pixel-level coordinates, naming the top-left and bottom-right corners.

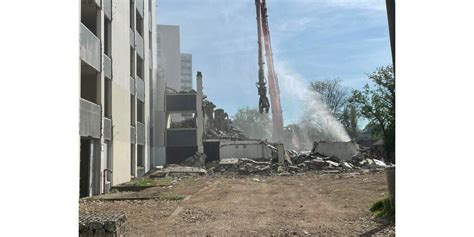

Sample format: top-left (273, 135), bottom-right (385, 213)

top-left (104, 78), bottom-right (112, 118)
top-left (130, 47), bottom-right (135, 77)
top-left (137, 56), bottom-right (144, 79)
top-left (81, 62), bottom-right (100, 104)
top-left (137, 100), bottom-right (144, 123)
top-left (130, 144), bottom-right (136, 176)
top-left (81, 1), bottom-right (99, 36)
top-left (137, 145), bottom-right (144, 167)
top-left (136, 11), bottom-right (144, 37)
top-left (129, 0), bottom-right (135, 29)
top-left (104, 19), bottom-right (112, 57)
top-left (130, 94), bottom-right (135, 126)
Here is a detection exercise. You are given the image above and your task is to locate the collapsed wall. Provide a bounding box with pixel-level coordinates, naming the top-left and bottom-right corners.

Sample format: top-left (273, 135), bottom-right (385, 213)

top-left (311, 141), bottom-right (359, 161)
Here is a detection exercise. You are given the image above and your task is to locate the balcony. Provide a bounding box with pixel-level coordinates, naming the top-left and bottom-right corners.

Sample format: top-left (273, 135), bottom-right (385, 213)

top-left (136, 122), bottom-right (145, 145)
top-left (135, 76), bottom-right (145, 102)
top-left (149, 49), bottom-right (153, 69)
top-left (130, 29), bottom-right (135, 48)
top-left (104, 0), bottom-right (112, 19)
top-left (136, 0), bottom-right (144, 17)
top-left (80, 23), bottom-right (101, 72)
top-left (104, 54), bottom-right (112, 79)
top-left (103, 117), bottom-right (112, 141)
top-left (80, 98), bottom-right (101, 139)
top-left (135, 31), bottom-right (144, 59)
top-left (130, 77), bottom-right (135, 95)
top-left (148, 11), bottom-right (152, 30)
top-left (130, 126), bottom-right (136, 144)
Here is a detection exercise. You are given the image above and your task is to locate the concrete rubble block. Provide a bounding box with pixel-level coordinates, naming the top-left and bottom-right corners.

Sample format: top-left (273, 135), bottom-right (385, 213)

top-left (149, 165), bottom-right (207, 177)
top-left (312, 141), bottom-right (360, 161)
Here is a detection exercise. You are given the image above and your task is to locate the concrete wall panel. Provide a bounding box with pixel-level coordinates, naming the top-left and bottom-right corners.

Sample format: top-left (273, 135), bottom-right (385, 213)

top-left (80, 99), bottom-right (101, 139)
top-left (80, 23), bottom-right (101, 71)
top-left (136, 78), bottom-right (145, 101)
top-left (314, 141), bottom-right (360, 161)
top-left (167, 129), bottom-right (197, 147)
top-left (220, 141), bottom-right (273, 160)
top-left (137, 122), bottom-right (145, 145)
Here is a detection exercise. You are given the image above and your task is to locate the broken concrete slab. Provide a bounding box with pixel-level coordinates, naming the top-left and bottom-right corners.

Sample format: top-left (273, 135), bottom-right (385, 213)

top-left (149, 165), bottom-right (207, 177)
top-left (312, 141), bottom-right (360, 161)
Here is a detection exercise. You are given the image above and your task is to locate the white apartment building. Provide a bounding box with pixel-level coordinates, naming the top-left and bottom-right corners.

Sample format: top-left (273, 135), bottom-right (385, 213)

top-left (79, 0), bottom-right (157, 197)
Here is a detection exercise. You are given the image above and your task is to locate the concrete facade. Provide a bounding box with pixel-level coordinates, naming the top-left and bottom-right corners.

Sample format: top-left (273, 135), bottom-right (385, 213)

top-left (80, 0), bottom-right (157, 197)
top-left (220, 140), bottom-right (274, 161)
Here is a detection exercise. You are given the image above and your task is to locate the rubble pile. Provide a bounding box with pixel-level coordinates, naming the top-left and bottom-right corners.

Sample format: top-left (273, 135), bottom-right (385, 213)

top-left (169, 118), bottom-right (196, 129)
top-left (182, 152), bottom-right (207, 168)
top-left (79, 213), bottom-right (127, 236)
top-left (207, 158), bottom-right (273, 175)
top-left (207, 145), bottom-right (391, 176)
top-left (203, 99), bottom-right (247, 140)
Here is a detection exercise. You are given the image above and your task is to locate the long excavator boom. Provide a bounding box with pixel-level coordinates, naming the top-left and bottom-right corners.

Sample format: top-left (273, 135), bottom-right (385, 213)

top-left (255, 0), bottom-right (284, 142)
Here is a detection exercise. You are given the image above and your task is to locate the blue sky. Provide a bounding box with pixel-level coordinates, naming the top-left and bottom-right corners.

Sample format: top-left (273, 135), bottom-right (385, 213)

top-left (157, 0), bottom-right (392, 125)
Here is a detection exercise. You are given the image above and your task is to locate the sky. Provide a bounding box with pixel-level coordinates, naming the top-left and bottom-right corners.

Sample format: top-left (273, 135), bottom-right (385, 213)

top-left (157, 0), bottom-right (392, 125)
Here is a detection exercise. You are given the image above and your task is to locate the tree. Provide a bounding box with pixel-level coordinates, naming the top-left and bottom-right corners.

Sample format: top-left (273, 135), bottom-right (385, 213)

top-left (232, 107), bottom-right (272, 140)
top-left (308, 78), bottom-right (349, 117)
top-left (350, 65), bottom-right (395, 163)
top-left (341, 103), bottom-right (359, 138)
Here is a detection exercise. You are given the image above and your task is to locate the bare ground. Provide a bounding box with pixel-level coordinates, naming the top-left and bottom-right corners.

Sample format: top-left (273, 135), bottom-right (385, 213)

top-left (80, 171), bottom-right (395, 236)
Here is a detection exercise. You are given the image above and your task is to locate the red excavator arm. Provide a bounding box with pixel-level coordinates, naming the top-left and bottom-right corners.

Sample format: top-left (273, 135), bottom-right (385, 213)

top-left (255, 0), bottom-right (284, 142)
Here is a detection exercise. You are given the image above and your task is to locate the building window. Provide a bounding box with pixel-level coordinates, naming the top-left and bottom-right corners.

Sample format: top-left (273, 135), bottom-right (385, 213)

top-left (130, 47), bottom-right (135, 77)
top-left (137, 145), bottom-right (144, 167)
top-left (136, 10), bottom-right (144, 37)
top-left (137, 55), bottom-right (144, 79)
top-left (130, 144), bottom-right (135, 176)
top-left (104, 18), bottom-right (112, 57)
top-left (104, 78), bottom-right (112, 118)
top-left (130, 0), bottom-right (135, 30)
top-left (137, 100), bottom-right (144, 123)
top-left (130, 94), bottom-right (135, 126)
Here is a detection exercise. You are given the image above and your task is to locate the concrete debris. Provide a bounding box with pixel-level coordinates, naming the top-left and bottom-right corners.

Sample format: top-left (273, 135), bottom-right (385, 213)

top-left (170, 118), bottom-right (196, 129)
top-left (203, 99), bottom-right (248, 140)
top-left (206, 142), bottom-right (391, 176)
top-left (79, 213), bottom-right (127, 236)
top-left (149, 164), bottom-right (207, 177)
top-left (183, 152), bottom-right (206, 168)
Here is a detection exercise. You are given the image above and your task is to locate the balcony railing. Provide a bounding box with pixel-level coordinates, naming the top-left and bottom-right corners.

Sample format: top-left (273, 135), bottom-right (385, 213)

top-left (130, 77), bottom-right (135, 95)
top-left (80, 23), bottom-right (101, 71)
top-left (137, 122), bottom-right (145, 145)
top-left (136, 76), bottom-right (145, 102)
top-left (136, 0), bottom-right (144, 17)
top-left (130, 126), bottom-right (136, 144)
top-left (130, 29), bottom-right (135, 48)
top-left (135, 31), bottom-right (144, 59)
top-left (103, 117), bottom-right (112, 141)
top-left (104, 0), bottom-right (112, 19)
top-left (104, 54), bottom-right (112, 79)
top-left (80, 98), bottom-right (101, 139)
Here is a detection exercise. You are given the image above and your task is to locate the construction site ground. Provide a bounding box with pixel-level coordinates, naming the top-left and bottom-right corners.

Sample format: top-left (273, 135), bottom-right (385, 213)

top-left (80, 171), bottom-right (395, 236)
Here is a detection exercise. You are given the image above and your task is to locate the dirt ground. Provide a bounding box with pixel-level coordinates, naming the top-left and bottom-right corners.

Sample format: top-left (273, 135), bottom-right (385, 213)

top-left (80, 171), bottom-right (395, 236)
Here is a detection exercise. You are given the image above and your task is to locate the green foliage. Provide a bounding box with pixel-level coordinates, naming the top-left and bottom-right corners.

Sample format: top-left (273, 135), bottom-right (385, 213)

top-left (341, 103), bottom-right (359, 138)
top-left (370, 197), bottom-right (395, 221)
top-left (232, 107), bottom-right (272, 140)
top-left (350, 65), bottom-right (395, 162)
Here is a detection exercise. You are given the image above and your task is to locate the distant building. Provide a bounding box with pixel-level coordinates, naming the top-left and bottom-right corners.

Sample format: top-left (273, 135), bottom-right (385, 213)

top-left (80, 0), bottom-right (157, 197)
top-left (156, 25), bottom-right (181, 91)
top-left (180, 53), bottom-right (193, 91)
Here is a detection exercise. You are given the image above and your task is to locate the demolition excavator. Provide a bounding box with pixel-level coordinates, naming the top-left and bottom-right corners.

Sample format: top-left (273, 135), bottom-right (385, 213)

top-left (255, 0), bottom-right (284, 142)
